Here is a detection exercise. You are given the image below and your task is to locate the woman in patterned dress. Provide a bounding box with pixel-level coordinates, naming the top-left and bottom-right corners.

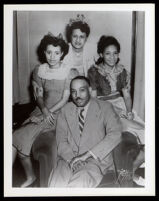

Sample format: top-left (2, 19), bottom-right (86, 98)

top-left (88, 35), bottom-right (145, 185)
top-left (12, 33), bottom-right (79, 187)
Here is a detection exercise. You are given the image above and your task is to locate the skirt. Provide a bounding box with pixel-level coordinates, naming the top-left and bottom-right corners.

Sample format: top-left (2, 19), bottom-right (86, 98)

top-left (13, 107), bottom-right (57, 156)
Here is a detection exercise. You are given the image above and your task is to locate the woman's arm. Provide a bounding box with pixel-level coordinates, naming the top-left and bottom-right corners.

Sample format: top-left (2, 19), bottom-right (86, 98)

top-left (32, 66), bottom-right (51, 122)
top-left (122, 88), bottom-right (134, 120)
top-left (32, 80), bottom-right (50, 117)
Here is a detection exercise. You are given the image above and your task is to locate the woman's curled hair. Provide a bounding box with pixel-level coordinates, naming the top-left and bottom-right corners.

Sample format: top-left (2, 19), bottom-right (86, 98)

top-left (97, 35), bottom-right (120, 55)
top-left (37, 33), bottom-right (69, 63)
top-left (96, 35), bottom-right (120, 65)
top-left (66, 20), bottom-right (90, 43)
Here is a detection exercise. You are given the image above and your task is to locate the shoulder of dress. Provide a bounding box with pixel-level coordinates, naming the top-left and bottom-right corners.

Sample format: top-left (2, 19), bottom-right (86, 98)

top-left (115, 63), bottom-right (125, 72)
top-left (88, 65), bottom-right (97, 73)
top-left (38, 63), bottom-right (48, 70)
top-left (33, 64), bottom-right (40, 71)
top-left (34, 63), bottom-right (47, 72)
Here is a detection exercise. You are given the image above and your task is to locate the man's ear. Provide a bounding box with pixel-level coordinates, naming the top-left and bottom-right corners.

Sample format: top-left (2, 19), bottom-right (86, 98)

top-left (89, 86), bottom-right (92, 94)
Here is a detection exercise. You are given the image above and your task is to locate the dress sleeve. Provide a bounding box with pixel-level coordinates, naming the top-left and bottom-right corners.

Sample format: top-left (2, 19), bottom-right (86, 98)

top-left (123, 69), bottom-right (131, 91)
top-left (32, 65), bottom-right (43, 87)
top-left (87, 66), bottom-right (98, 90)
top-left (117, 68), bottom-right (131, 92)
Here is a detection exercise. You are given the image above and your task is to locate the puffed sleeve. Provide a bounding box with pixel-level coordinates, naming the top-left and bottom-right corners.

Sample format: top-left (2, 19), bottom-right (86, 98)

top-left (87, 66), bottom-right (98, 90)
top-left (117, 67), bottom-right (131, 92)
top-left (122, 68), bottom-right (131, 91)
top-left (32, 65), bottom-right (43, 87)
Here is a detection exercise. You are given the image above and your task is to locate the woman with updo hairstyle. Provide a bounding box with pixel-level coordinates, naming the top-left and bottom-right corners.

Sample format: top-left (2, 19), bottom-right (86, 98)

top-left (12, 33), bottom-right (79, 188)
top-left (96, 36), bottom-right (120, 64)
top-left (88, 35), bottom-right (145, 185)
top-left (66, 20), bottom-right (90, 43)
top-left (63, 14), bottom-right (96, 76)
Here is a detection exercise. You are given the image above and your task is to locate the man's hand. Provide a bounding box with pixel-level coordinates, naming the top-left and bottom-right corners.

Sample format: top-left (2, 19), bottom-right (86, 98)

top-left (71, 160), bottom-right (87, 173)
top-left (126, 112), bottom-right (134, 120)
top-left (70, 151), bottom-right (91, 170)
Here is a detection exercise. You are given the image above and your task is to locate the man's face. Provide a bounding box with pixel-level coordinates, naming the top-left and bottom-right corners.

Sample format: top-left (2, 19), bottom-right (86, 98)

top-left (71, 79), bottom-right (91, 107)
top-left (71, 29), bottom-right (87, 50)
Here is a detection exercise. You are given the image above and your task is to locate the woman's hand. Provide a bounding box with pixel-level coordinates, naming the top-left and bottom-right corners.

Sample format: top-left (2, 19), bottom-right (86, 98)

top-left (30, 115), bottom-right (43, 123)
top-left (44, 113), bottom-right (55, 126)
top-left (42, 107), bottom-right (55, 126)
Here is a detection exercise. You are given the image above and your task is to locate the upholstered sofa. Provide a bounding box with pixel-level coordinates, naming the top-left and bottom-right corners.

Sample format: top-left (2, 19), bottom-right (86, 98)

top-left (13, 103), bottom-right (140, 187)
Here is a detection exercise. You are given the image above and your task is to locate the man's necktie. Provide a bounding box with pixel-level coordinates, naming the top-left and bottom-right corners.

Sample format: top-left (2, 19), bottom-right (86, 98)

top-left (79, 108), bottom-right (85, 135)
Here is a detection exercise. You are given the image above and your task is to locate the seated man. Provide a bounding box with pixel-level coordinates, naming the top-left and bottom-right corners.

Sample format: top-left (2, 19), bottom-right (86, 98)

top-left (48, 76), bottom-right (122, 188)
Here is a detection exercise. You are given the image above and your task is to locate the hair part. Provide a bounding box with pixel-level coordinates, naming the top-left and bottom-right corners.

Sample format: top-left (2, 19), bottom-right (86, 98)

top-left (37, 34), bottom-right (69, 64)
top-left (66, 21), bottom-right (90, 43)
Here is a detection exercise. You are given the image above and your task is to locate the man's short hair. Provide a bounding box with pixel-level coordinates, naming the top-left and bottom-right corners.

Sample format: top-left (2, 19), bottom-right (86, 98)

top-left (70, 76), bottom-right (91, 87)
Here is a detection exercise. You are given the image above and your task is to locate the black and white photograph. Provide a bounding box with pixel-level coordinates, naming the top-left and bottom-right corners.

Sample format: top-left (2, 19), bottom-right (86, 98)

top-left (4, 4), bottom-right (155, 196)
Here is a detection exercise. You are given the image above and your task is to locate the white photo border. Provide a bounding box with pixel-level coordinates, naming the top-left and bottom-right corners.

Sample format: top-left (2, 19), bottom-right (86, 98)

top-left (4, 3), bottom-right (155, 197)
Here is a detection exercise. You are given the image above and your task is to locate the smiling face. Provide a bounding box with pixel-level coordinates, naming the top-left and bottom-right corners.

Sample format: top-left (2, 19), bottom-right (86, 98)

top-left (71, 29), bottom-right (87, 50)
top-left (102, 45), bottom-right (119, 68)
top-left (71, 79), bottom-right (91, 107)
top-left (44, 45), bottom-right (63, 68)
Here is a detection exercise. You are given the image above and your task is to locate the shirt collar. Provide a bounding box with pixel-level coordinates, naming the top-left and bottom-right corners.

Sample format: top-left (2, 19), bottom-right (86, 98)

top-left (78, 100), bottom-right (90, 114)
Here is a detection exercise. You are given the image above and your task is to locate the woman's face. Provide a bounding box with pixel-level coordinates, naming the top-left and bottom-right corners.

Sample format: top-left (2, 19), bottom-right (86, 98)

top-left (71, 29), bottom-right (87, 50)
top-left (102, 45), bottom-right (119, 68)
top-left (44, 45), bottom-right (63, 68)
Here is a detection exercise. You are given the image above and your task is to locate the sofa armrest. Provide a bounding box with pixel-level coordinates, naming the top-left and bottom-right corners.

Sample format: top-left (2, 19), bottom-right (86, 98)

top-left (98, 132), bottom-right (140, 187)
top-left (32, 130), bottom-right (57, 187)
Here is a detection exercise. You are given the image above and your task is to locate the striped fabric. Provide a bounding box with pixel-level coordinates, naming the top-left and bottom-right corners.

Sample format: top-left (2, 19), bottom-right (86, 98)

top-left (78, 108), bottom-right (85, 135)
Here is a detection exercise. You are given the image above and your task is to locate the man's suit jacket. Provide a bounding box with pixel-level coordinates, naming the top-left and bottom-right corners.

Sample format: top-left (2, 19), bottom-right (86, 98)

top-left (56, 98), bottom-right (122, 173)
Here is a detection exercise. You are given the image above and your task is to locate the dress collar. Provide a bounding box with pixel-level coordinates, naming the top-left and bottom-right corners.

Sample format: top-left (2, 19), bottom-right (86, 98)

top-left (37, 63), bottom-right (70, 80)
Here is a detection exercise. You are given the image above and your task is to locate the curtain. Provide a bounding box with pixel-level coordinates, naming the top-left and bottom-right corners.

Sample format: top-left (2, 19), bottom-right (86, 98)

top-left (13, 11), bottom-right (32, 104)
top-left (132, 12), bottom-right (145, 121)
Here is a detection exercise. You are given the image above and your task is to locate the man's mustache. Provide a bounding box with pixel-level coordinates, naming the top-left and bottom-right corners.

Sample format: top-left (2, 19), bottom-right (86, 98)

top-left (75, 43), bottom-right (81, 45)
top-left (75, 97), bottom-right (82, 102)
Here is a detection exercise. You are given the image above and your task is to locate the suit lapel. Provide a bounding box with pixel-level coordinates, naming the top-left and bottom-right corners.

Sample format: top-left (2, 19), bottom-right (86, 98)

top-left (80, 98), bottom-right (102, 145)
top-left (66, 103), bottom-right (81, 146)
